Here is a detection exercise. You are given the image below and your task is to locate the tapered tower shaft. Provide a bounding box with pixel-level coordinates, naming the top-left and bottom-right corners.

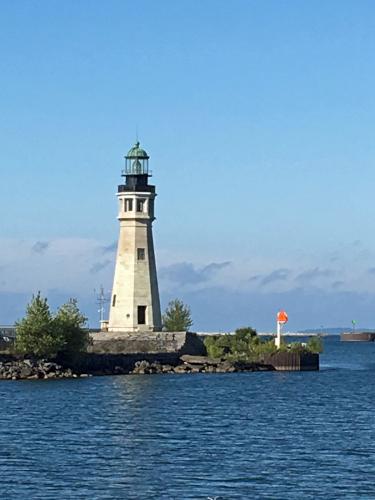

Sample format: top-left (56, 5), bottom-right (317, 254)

top-left (108, 142), bottom-right (162, 332)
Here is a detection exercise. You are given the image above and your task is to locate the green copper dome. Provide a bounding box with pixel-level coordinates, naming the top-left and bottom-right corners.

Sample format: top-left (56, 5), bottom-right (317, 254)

top-left (126, 141), bottom-right (149, 159)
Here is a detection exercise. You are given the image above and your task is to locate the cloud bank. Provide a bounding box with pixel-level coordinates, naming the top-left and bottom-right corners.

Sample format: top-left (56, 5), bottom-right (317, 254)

top-left (1, 237), bottom-right (375, 331)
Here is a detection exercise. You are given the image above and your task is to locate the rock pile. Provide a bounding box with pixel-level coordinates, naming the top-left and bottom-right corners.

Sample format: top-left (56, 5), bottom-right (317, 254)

top-left (0, 359), bottom-right (84, 380)
top-left (0, 355), bottom-right (275, 380)
top-left (131, 361), bottom-right (174, 374)
top-left (130, 355), bottom-right (274, 375)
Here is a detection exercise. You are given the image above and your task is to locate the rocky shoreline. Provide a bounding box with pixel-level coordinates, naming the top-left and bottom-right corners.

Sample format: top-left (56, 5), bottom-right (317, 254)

top-left (0, 354), bottom-right (275, 380)
top-left (130, 355), bottom-right (274, 375)
top-left (0, 358), bottom-right (88, 380)
top-left (88, 355), bottom-right (275, 376)
top-left (0, 351), bottom-right (319, 380)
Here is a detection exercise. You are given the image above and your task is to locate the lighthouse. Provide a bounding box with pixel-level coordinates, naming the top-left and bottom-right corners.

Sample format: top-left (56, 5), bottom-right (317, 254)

top-left (107, 142), bottom-right (162, 333)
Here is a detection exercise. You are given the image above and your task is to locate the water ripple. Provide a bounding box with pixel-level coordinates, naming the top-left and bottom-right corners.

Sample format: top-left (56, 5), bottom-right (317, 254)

top-left (0, 337), bottom-right (374, 499)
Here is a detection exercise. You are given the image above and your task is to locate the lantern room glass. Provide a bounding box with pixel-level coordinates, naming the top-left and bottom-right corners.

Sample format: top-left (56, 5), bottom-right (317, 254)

top-left (125, 157), bottom-right (149, 175)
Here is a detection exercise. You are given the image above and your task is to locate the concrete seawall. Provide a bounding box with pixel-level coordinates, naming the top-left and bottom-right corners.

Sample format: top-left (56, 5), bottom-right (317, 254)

top-left (262, 352), bottom-right (319, 371)
top-left (88, 331), bottom-right (206, 355)
top-left (69, 331), bottom-right (207, 375)
top-left (340, 332), bottom-right (375, 342)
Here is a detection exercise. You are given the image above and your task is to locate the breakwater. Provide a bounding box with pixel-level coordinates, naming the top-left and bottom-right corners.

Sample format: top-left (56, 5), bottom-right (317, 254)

top-left (64, 353), bottom-right (276, 375)
top-left (0, 355), bottom-right (80, 380)
top-left (0, 351), bottom-right (319, 380)
top-left (341, 331), bottom-right (375, 342)
top-left (0, 331), bottom-right (319, 380)
top-left (72, 352), bottom-right (318, 375)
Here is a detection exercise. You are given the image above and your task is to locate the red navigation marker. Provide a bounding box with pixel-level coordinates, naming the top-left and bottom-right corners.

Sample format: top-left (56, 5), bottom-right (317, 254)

top-left (277, 310), bottom-right (288, 324)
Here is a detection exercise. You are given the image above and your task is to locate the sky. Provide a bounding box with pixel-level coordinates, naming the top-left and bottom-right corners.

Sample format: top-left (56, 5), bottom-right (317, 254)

top-left (1, 0), bottom-right (375, 331)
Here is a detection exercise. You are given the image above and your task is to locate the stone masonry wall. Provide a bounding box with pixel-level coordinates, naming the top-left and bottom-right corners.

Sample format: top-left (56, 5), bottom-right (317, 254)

top-left (88, 331), bottom-right (206, 356)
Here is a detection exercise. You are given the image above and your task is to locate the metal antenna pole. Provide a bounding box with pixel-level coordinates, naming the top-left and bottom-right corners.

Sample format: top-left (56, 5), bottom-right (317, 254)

top-left (95, 285), bottom-right (109, 326)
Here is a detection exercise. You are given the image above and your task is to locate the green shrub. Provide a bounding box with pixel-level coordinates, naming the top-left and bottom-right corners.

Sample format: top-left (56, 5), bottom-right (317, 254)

top-left (286, 342), bottom-right (306, 353)
top-left (204, 335), bottom-right (226, 358)
top-left (204, 327), bottom-right (261, 360)
top-left (306, 336), bottom-right (324, 353)
top-left (251, 339), bottom-right (278, 357)
top-left (203, 328), bottom-right (323, 361)
top-left (163, 299), bottom-right (193, 331)
top-left (15, 293), bottom-right (89, 359)
top-left (54, 299), bottom-right (89, 357)
top-left (234, 327), bottom-right (257, 341)
top-left (15, 293), bottom-right (62, 357)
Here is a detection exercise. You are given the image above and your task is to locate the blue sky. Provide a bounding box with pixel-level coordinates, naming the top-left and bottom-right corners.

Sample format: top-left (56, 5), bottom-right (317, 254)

top-left (1, 0), bottom-right (375, 331)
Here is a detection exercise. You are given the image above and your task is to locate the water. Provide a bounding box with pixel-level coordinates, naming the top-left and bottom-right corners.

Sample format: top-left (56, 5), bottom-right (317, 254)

top-left (0, 337), bottom-right (374, 499)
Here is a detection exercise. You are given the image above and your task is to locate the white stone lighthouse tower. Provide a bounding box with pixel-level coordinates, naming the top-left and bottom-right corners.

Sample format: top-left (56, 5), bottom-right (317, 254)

top-left (108, 142), bottom-right (162, 333)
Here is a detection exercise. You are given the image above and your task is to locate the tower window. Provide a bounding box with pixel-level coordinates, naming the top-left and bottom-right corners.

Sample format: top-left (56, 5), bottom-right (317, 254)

top-left (137, 248), bottom-right (145, 260)
top-left (112, 294), bottom-right (116, 307)
top-left (136, 199), bottom-right (145, 212)
top-left (137, 306), bottom-right (146, 325)
top-left (124, 199), bottom-right (133, 212)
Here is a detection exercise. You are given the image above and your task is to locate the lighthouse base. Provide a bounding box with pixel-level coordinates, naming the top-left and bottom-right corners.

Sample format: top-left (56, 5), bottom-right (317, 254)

top-left (88, 331), bottom-right (206, 356)
top-left (107, 326), bottom-right (158, 333)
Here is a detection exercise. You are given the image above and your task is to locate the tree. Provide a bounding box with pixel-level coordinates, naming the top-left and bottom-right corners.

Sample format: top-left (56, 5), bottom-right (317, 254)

top-left (15, 293), bottom-right (89, 358)
top-left (230, 327), bottom-right (259, 355)
top-left (234, 327), bottom-right (257, 342)
top-left (163, 299), bottom-right (193, 331)
top-left (15, 292), bottom-right (64, 357)
top-left (54, 299), bottom-right (89, 357)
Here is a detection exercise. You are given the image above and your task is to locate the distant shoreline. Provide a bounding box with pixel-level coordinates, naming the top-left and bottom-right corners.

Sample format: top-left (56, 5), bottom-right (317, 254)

top-left (197, 331), bottom-right (331, 337)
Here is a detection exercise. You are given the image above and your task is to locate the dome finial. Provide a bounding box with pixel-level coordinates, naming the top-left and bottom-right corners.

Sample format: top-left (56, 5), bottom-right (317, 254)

top-left (126, 141), bottom-right (149, 160)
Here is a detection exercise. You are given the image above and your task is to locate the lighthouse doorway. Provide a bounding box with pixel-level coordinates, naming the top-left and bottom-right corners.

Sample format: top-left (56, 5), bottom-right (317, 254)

top-left (137, 306), bottom-right (146, 325)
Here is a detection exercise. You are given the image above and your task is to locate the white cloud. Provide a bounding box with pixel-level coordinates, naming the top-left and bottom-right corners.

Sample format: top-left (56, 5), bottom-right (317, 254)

top-left (2, 237), bottom-right (375, 329)
top-left (0, 238), bottom-right (114, 295)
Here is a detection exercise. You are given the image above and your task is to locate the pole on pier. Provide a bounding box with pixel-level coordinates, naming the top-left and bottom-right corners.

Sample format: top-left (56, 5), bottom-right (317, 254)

top-left (276, 310), bottom-right (288, 348)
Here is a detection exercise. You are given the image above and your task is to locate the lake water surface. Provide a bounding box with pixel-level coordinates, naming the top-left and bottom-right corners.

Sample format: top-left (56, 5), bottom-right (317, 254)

top-left (0, 336), bottom-right (374, 499)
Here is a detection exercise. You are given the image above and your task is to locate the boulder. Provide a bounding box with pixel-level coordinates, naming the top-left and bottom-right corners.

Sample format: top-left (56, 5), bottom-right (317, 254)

top-left (42, 362), bottom-right (56, 373)
top-left (190, 366), bottom-right (204, 373)
top-left (180, 355), bottom-right (221, 366)
top-left (19, 367), bottom-right (33, 378)
top-left (215, 360), bottom-right (236, 373)
top-left (132, 360), bottom-right (151, 374)
top-left (161, 364), bottom-right (174, 373)
top-left (173, 365), bottom-right (191, 373)
top-left (205, 365), bottom-right (216, 373)
top-left (185, 363), bottom-right (205, 372)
